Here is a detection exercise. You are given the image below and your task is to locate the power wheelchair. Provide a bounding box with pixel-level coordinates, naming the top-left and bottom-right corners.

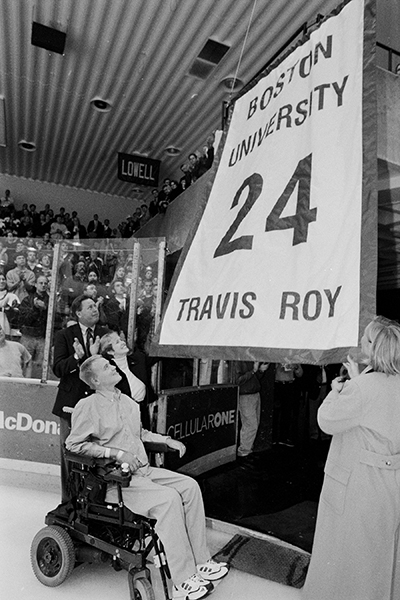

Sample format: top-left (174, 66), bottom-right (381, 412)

top-left (30, 443), bottom-right (175, 600)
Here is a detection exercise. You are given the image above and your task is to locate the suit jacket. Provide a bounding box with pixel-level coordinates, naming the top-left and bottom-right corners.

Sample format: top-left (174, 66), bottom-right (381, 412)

top-left (87, 220), bottom-right (104, 238)
top-left (52, 323), bottom-right (109, 418)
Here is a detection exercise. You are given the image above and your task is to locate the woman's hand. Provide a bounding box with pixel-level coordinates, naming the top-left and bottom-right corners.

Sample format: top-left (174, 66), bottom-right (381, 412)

top-left (343, 354), bottom-right (360, 379)
top-left (331, 376), bottom-right (345, 393)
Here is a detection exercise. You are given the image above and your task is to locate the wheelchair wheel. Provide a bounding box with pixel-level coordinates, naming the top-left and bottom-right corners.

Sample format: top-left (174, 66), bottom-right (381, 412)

top-left (30, 525), bottom-right (75, 586)
top-left (131, 576), bottom-right (155, 600)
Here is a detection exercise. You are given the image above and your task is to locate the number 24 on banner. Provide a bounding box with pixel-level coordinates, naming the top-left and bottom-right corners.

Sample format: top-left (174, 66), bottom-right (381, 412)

top-left (214, 153), bottom-right (317, 258)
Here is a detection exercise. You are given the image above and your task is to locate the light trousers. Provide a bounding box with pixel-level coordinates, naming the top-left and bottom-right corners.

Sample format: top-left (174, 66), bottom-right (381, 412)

top-left (237, 392), bottom-right (261, 456)
top-left (106, 466), bottom-right (210, 586)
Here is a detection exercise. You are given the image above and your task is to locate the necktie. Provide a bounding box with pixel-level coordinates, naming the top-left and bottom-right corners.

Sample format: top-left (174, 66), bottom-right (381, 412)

top-left (85, 328), bottom-right (94, 356)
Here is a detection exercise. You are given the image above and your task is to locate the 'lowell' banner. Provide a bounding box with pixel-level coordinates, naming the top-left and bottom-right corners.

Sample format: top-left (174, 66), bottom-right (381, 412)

top-left (153, 0), bottom-right (377, 364)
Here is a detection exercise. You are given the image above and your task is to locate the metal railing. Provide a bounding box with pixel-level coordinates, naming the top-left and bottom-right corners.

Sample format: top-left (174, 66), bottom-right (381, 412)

top-left (377, 42), bottom-right (400, 74)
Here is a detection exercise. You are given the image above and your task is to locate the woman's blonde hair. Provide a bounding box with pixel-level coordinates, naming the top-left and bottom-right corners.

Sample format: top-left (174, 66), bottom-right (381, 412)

top-left (367, 316), bottom-right (400, 375)
top-left (99, 331), bottom-right (118, 356)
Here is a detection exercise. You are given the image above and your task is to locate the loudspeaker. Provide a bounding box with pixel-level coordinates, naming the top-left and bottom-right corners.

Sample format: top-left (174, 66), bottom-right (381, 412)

top-left (31, 22), bottom-right (66, 55)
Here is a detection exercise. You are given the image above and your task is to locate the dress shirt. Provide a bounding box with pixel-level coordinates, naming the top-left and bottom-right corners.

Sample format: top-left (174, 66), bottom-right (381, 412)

top-left (65, 389), bottom-right (168, 476)
top-left (79, 323), bottom-right (92, 338)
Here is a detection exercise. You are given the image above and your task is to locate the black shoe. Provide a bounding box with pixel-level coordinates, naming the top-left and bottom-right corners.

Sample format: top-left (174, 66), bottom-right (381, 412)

top-left (237, 453), bottom-right (254, 461)
top-left (236, 454), bottom-right (257, 469)
top-left (278, 439), bottom-right (294, 447)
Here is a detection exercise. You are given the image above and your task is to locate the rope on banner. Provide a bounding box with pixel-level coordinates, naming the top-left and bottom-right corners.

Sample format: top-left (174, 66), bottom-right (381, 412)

top-left (228, 0), bottom-right (258, 101)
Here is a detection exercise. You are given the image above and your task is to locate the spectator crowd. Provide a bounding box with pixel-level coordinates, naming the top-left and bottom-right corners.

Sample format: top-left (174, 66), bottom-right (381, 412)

top-left (0, 135), bottom-right (215, 239)
top-left (149, 135), bottom-right (215, 216)
top-left (0, 204), bottom-right (161, 379)
top-left (0, 136), bottom-right (215, 379)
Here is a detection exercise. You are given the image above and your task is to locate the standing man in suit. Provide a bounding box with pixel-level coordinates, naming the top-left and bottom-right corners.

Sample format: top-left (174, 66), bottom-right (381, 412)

top-left (87, 213), bottom-right (104, 238)
top-left (52, 294), bottom-right (109, 502)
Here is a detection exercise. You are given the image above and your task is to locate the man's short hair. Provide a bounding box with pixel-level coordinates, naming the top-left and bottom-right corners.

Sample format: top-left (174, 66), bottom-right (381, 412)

top-left (79, 355), bottom-right (102, 388)
top-left (71, 294), bottom-right (91, 318)
top-left (112, 279), bottom-right (124, 290)
top-left (35, 274), bottom-right (48, 284)
top-left (74, 261), bottom-right (86, 273)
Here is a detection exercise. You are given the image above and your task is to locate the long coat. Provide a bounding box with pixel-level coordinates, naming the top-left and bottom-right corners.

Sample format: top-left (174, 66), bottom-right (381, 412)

top-left (302, 371), bottom-right (400, 600)
top-left (52, 323), bottom-right (109, 418)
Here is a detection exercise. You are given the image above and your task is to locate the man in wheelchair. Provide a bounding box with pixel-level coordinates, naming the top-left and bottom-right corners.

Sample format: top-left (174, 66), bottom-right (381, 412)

top-left (65, 354), bottom-right (229, 600)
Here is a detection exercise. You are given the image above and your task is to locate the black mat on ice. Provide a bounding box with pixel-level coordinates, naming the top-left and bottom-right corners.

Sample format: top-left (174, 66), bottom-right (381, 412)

top-left (214, 533), bottom-right (310, 588)
top-left (237, 500), bottom-right (318, 553)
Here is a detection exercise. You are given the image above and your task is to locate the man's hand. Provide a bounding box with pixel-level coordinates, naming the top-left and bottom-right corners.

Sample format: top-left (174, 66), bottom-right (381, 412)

top-left (73, 337), bottom-right (85, 359)
top-left (117, 451), bottom-right (144, 472)
top-left (166, 439), bottom-right (186, 458)
top-left (34, 297), bottom-right (46, 309)
top-left (89, 335), bottom-right (101, 355)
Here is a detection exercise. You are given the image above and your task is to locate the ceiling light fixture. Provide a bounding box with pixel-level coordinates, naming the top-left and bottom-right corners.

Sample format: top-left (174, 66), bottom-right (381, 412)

top-left (18, 140), bottom-right (36, 151)
top-left (221, 76), bottom-right (243, 91)
top-left (90, 98), bottom-right (112, 112)
top-left (164, 146), bottom-right (181, 156)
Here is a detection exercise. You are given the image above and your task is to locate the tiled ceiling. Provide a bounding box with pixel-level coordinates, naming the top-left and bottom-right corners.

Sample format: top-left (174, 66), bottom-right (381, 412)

top-left (0, 0), bottom-right (342, 202)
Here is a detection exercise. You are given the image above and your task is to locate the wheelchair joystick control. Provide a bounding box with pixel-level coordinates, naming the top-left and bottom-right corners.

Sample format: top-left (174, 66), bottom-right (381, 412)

top-left (121, 462), bottom-right (130, 474)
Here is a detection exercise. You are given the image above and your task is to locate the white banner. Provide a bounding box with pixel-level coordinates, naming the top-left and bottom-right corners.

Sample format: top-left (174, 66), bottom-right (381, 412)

top-left (159, 0), bottom-right (367, 353)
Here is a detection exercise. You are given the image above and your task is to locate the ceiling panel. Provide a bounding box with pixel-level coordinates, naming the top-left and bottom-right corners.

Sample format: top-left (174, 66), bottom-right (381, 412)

top-left (0, 0), bottom-right (340, 202)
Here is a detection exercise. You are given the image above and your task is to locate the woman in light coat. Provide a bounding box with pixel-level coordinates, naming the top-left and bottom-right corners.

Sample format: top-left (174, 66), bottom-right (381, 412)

top-left (302, 316), bottom-right (400, 600)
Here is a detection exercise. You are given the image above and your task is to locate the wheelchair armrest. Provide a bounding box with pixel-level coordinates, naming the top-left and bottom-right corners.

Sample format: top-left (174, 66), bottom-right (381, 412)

top-left (144, 441), bottom-right (178, 454)
top-left (66, 450), bottom-right (131, 486)
top-left (65, 451), bottom-right (115, 470)
top-left (65, 450), bottom-right (98, 467)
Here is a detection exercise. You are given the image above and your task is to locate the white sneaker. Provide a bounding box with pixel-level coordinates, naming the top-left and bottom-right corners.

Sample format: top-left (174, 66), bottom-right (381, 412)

top-left (172, 573), bottom-right (214, 600)
top-left (197, 558), bottom-right (230, 581)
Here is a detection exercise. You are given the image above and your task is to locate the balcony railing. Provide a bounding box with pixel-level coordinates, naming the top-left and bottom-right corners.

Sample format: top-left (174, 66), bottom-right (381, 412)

top-left (377, 42), bottom-right (400, 74)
